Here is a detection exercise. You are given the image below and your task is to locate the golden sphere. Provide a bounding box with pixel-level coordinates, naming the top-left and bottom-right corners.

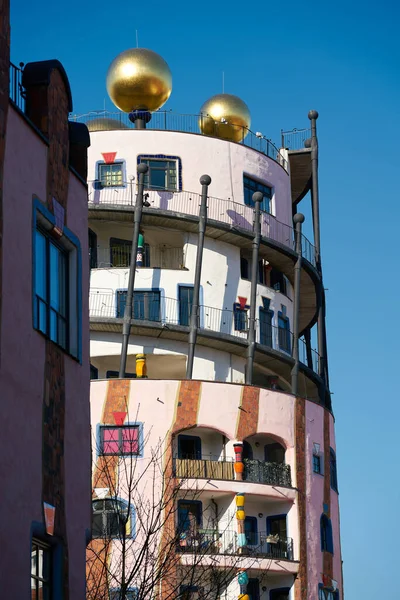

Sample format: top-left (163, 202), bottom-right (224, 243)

top-left (106, 48), bottom-right (172, 113)
top-left (199, 93), bottom-right (251, 142)
top-left (87, 117), bottom-right (129, 132)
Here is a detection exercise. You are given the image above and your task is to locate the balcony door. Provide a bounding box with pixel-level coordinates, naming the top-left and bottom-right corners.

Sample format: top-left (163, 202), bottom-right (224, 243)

top-left (259, 307), bottom-right (273, 347)
top-left (266, 514), bottom-right (288, 558)
top-left (179, 286), bottom-right (193, 326)
top-left (117, 290), bottom-right (160, 321)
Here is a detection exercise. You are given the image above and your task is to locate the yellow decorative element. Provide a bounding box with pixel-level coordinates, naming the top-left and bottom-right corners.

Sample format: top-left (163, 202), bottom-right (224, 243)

top-left (236, 509), bottom-right (245, 521)
top-left (236, 494), bottom-right (245, 507)
top-left (87, 117), bottom-right (129, 132)
top-left (199, 93), bottom-right (251, 142)
top-left (136, 354), bottom-right (147, 378)
top-left (106, 48), bottom-right (172, 112)
top-left (239, 595), bottom-right (250, 600)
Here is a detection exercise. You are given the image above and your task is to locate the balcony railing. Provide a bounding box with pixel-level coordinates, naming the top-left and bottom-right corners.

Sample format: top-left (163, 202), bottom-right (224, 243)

top-left (280, 127), bottom-right (311, 151)
top-left (177, 529), bottom-right (293, 561)
top-left (88, 182), bottom-right (316, 268)
top-left (174, 455), bottom-right (292, 488)
top-left (71, 110), bottom-right (288, 170)
top-left (9, 61), bottom-right (25, 111)
top-left (89, 290), bottom-right (320, 374)
top-left (90, 245), bottom-right (185, 270)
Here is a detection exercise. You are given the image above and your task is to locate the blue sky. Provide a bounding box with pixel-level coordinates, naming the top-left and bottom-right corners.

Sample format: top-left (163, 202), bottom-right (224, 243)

top-left (11, 0), bottom-right (400, 597)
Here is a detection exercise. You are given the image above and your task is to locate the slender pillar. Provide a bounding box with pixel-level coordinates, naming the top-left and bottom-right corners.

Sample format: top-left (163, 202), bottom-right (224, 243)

top-left (304, 328), bottom-right (314, 371)
top-left (119, 163), bottom-right (149, 378)
top-left (291, 213), bottom-right (305, 396)
top-left (129, 109), bottom-right (152, 129)
top-left (245, 191), bottom-right (263, 385)
top-left (308, 109), bottom-right (330, 402)
top-left (186, 175), bottom-right (211, 379)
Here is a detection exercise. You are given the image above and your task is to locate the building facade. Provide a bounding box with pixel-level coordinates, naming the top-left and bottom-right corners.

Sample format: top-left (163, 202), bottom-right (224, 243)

top-left (0, 3), bottom-right (91, 595)
top-left (83, 49), bottom-right (342, 600)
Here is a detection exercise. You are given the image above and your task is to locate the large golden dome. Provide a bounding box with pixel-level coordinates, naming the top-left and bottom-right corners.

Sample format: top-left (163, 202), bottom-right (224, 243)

top-left (106, 48), bottom-right (172, 113)
top-left (87, 117), bottom-right (129, 132)
top-left (199, 93), bottom-right (251, 142)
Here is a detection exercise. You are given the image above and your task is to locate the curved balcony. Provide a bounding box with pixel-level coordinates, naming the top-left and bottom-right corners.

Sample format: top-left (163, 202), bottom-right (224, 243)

top-left (89, 290), bottom-right (323, 402)
top-left (71, 109), bottom-right (288, 170)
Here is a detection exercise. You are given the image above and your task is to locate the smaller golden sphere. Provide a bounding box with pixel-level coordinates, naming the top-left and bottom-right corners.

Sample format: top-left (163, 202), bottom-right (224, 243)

top-left (106, 48), bottom-right (172, 113)
top-left (87, 117), bottom-right (129, 132)
top-left (199, 93), bottom-right (251, 142)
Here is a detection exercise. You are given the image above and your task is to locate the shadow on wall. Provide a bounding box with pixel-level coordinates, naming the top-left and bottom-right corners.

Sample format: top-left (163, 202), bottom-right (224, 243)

top-left (157, 190), bottom-right (173, 210)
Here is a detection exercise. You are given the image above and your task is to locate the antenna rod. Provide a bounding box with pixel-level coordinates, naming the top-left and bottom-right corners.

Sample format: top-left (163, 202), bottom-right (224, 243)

top-left (136, 30), bottom-right (139, 48)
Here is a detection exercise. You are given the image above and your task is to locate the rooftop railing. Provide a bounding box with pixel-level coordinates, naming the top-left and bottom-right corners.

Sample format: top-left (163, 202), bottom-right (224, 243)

top-left (281, 127), bottom-right (311, 151)
top-left (9, 62), bottom-right (25, 111)
top-left (88, 182), bottom-right (316, 267)
top-left (71, 110), bottom-right (288, 170)
top-left (89, 290), bottom-right (320, 374)
top-left (177, 529), bottom-right (293, 560)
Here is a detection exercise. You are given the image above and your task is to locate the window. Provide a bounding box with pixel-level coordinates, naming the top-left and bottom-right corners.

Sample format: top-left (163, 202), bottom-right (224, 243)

top-left (100, 425), bottom-right (140, 455)
top-left (90, 364), bottom-right (98, 380)
top-left (259, 306), bottom-right (273, 347)
top-left (110, 238), bottom-right (150, 268)
top-left (178, 500), bottom-right (202, 533)
top-left (243, 175), bottom-right (272, 213)
top-left (178, 434), bottom-right (201, 459)
top-left (313, 454), bottom-right (321, 474)
top-left (270, 589), bottom-right (290, 600)
top-left (139, 156), bottom-right (179, 191)
top-left (180, 586), bottom-right (203, 600)
top-left (247, 579), bottom-right (260, 600)
top-left (244, 516), bottom-right (258, 545)
top-left (240, 255), bottom-right (249, 279)
top-left (89, 228), bottom-right (97, 269)
top-left (106, 370), bottom-right (136, 379)
top-left (31, 539), bottom-right (51, 600)
top-left (116, 290), bottom-right (161, 321)
top-left (234, 304), bottom-right (248, 331)
top-left (264, 442), bottom-right (285, 464)
top-left (319, 586), bottom-right (339, 600)
top-left (179, 286), bottom-right (194, 326)
top-left (270, 268), bottom-right (288, 295)
top-left (278, 313), bottom-right (291, 353)
top-left (267, 515), bottom-right (287, 539)
top-left (330, 448), bottom-right (338, 492)
top-left (320, 515), bottom-right (334, 553)
top-left (92, 498), bottom-right (134, 539)
top-left (110, 589), bottom-right (138, 600)
top-left (98, 162), bottom-right (124, 187)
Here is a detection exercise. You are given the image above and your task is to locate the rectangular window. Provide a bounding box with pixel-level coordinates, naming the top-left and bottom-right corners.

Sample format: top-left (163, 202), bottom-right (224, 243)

top-left (31, 539), bottom-right (51, 600)
top-left (270, 268), bottom-right (287, 295)
top-left (116, 290), bottom-right (161, 321)
top-left (244, 516), bottom-right (258, 546)
top-left (234, 305), bottom-right (248, 331)
top-left (179, 286), bottom-right (193, 326)
top-left (313, 454), bottom-right (321, 474)
top-left (278, 315), bottom-right (291, 353)
top-left (98, 162), bottom-right (124, 187)
top-left (100, 425), bottom-right (140, 455)
top-left (110, 238), bottom-right (150, 268)
top-left (243, 175), bottom-right (272, 213)
top-left (259, 308), bottom-right (273, 347)
top-left (140, 158), bottom-right (178, 191)
top-left (178, 501), bottom-right (202, 532)
top-left (247, 579), bottom-right (261, 600)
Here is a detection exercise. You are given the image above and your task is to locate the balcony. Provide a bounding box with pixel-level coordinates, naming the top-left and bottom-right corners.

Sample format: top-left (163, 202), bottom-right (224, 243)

top-left (90, 245), bottom-right (185, 270)
top-left (87, 183), bottom-right (316, 268)
top-left (174, 455), bottom-right (292, 488)
top-left (89, 290), bottom-right (320, 375)
top-left (177, 529), bottom-right (293, 561)
top-left (71, 109), bottom-right (288, 170)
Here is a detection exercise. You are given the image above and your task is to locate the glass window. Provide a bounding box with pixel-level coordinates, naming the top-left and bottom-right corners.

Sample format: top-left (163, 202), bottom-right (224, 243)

top-left (270, 268), bottom-right (287, 295)
top-left (330, 448), bottom-right (338, 491)
top-left (278, 315), bottom-right (291, 353)
top-left (109, 238), bottom-right (150, 268)
top-left (92, 498), bottom-right (132, 539)
top-left (34, 229), bottom-right (69, 352)
top-left (259, 307), bottom-right (273, 347)
top-left (243, 175), bottom-right (272, 213)
top-left (265, 442), bottom-right (285, 464)
top-left (31, 540), bottom-right (51, 600)
top-left (247, 579), bottom-right (260, 600)
top-left (320, 515), bottom-right (334, 553)
top-left (313, 454), bottom-right (321, 474)
top-left (110, 590), bottom-right (138, 600)
top-left (140, 158), bottom-right (178, 191)
top-left (319, 588), bottom-right (339, 600)
top-left (98, 162), bottom-right (124, 187)
top-left (178, 501), bottom-right (202, 533)
top-left (244, 516), bottom-right (258, 545)
top-left (178, 434), bottom-right (201, 459)
top-left (116, 291), bottom-right (161, 321)
top-left (178, 286), bottom-right (194, 326)
top-left (234, 305), bottom-right (248, 331)
top-left (100, 425), bottom-right (140, 455)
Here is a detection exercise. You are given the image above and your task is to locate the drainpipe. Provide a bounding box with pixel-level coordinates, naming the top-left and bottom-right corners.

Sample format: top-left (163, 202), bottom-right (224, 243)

top-left (291, 213), bottom-right (304, 396)
top-left (186, 175), bottom-right (211, 379)
top-left (119, 163), bottom-right (149, 378)
top-left (245, 191), bottom-right (263, 385)
top-left (308, 109), bottom-right (330, 402)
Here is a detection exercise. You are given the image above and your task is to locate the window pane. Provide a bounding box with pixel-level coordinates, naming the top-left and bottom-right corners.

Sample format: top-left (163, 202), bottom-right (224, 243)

top-left (150, 168), bottom-right (167, 190)
top-left (103, 428), bottom-right (120, 454)
top-left (31, 546), bottom-right (37, 575)
top-left (50, 243), bottom-right (60, 310)
top-left (122, 427), bottom-right (139, 454)
top-left (92, 512), bottom-right (104, 537)
top-left (35, 230), bottom-right (47, 299)
top-left (107, 511), bottom-right (121, 537)
top-left (38, 299), bottom-right (48, 334)
top-left (50, 309), bottom-right (58, 343)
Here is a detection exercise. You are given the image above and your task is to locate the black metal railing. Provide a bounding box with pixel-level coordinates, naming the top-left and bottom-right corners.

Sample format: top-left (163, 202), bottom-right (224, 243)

top-left (71, 110), bottom-right (288, 170)
top-left (89, 290), bottom-right (320, 374)
top-left (9, 62), bottom-right (25, 110)
top-left (87, 182), bottom-right (316, 268)
top-left (243, 459), bottom-right (292, 487)
top-left (177, 529), bottom-right (293, 560)
top-left (91, 245), bottom-right (185, 270)
top-left (281, 127), bottom-right (311, 151)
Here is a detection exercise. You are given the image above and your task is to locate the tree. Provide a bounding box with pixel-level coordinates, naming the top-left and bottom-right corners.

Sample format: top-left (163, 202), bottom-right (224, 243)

top-left (86, 408), bottom-right (258, 600)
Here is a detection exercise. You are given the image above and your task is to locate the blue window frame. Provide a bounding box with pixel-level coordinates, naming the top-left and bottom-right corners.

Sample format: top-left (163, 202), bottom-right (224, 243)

top-left (234, 303), bottom-right (248, 331)
top-left (97, 161), bottom-right (125, 188)
top-left (178, 434), bottom-right (201, 459)
top-left (244, 516), bottom-right (258, 545)
top-left (320, 514), bottom-right (334, 553)
top-left (178, 500), bottom-right (202, 532)
top-left (330, 448), bottom-right (338, 492)
top-left (116, 290), bottom-right (161, 321)
top-left (243, 175), bottom-right (272, 213)
top-left (179, 286), bottom-right (193, 326)
top-left (247, 578), bottom-right (260, 600)
top-left (259, 307), bottom-right (273, 347)
top-left (278, 313), bottom-right (291, 353)
top-left (31, 539), bottom-right (52, 599)
top-left (138, 154), bottom-right (182, 191)
top-left (270, 588), bottom-right (290, 600)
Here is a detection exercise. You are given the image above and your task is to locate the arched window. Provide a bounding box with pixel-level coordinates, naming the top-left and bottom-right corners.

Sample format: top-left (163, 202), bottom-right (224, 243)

top-left (330, 448), bottom-right (338, 492)
top-left (320, 515), bottom-right (333, 553)
top-left (92, 498), bottom-right (135, 539)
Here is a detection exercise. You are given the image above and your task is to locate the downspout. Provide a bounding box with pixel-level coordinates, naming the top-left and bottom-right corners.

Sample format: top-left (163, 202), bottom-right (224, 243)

top-left (291, 213), bottom-right (305, 396)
